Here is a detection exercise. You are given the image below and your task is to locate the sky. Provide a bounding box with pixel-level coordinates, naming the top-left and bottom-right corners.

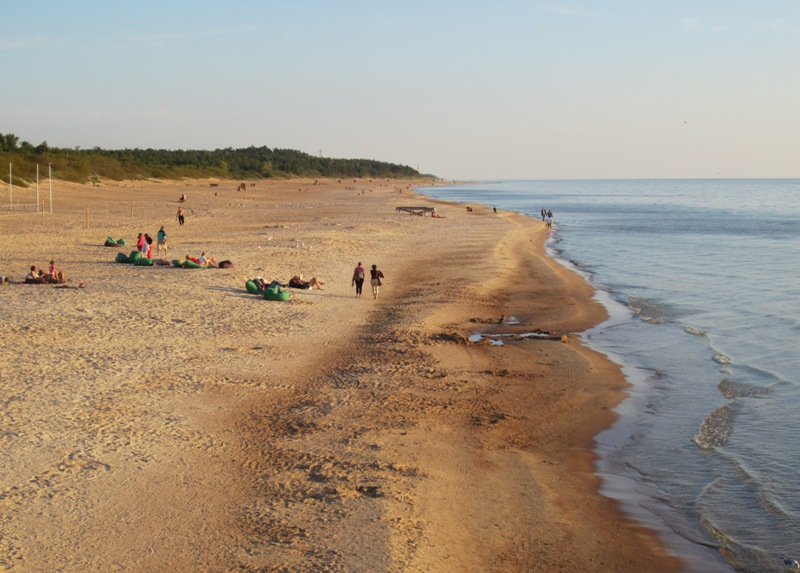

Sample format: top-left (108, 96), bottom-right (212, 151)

top-left (1, 1), bottom-right (799, 180)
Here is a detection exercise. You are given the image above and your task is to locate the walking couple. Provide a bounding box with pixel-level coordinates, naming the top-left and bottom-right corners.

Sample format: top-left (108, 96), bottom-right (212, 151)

top-left (352, 261), bottom-right (384, 299)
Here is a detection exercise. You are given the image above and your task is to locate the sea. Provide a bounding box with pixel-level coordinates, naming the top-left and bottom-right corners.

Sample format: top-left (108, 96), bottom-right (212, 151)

top-left (418, 180), bottom-right (800, 573)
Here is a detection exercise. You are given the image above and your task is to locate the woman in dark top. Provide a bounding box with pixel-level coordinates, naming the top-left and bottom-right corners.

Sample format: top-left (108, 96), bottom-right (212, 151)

top-left (369, 264), bottom-right (384, 300)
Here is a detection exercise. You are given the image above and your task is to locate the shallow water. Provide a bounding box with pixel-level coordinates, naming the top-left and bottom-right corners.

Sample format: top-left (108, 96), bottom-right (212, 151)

top-left (421, 180), bottom-right (800, 573)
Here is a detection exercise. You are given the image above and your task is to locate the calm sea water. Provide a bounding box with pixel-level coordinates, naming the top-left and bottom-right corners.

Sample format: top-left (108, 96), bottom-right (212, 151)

top-left (419, 180), bottom-right (800, 573)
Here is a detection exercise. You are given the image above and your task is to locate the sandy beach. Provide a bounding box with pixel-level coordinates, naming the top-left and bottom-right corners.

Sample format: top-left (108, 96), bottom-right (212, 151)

top-left (0, 178), bottom-right (681, 572)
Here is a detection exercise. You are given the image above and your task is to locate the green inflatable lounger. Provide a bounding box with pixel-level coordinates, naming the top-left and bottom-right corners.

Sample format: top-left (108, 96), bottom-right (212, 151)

top-left (133, 256), bottom-right (154, 266)
top-left (182, 259), bottom-right (205, 269)
top-left (245, 280), bottom-right (260, 295)
top-left (115, 252), bottom-right (130, 263)
top-left (264, 284), bottom-right (290, 301)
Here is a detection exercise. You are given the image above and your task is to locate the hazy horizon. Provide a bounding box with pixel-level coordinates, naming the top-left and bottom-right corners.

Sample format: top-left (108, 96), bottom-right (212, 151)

top-left (2, 1), bottom-right (798, 181)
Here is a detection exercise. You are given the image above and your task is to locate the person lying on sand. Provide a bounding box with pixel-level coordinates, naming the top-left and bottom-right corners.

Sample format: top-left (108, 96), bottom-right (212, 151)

top-left (288, 275), bottom-right (325, 290)
top-left (254, 277), bottom-right (286, 292)
top-left (197, 253), bottom-right (216, 267)
top-left (185, 254), bottom-right (216, 267)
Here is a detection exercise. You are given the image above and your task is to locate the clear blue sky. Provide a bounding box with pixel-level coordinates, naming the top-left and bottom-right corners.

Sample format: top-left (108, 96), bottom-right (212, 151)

top-left (2, 1), bottom-right (798, 180)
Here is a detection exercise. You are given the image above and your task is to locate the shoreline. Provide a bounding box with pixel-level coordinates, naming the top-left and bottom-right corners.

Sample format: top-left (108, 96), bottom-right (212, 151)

top-left (0, 178), bottom-right (680, 571)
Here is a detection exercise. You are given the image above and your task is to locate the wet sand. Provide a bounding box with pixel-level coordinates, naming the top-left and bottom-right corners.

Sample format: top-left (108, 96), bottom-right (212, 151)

top-left (0, 178), bottom-right (680, 571)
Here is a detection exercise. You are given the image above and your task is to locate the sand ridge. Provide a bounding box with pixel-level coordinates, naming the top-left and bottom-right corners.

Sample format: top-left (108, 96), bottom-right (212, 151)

top-left (0, 178), bottom-right (679, 572)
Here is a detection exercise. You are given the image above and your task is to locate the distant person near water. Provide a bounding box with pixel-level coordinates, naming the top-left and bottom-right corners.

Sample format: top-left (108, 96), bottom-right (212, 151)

top-left (541, 208), bottom-right (547, 221)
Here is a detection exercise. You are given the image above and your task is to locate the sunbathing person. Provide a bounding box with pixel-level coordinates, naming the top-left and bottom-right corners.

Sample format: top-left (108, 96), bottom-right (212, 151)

top-left (186, 253), bottom-right (216, 267)
top-left (25, 266), bottom-right (45, 284)
top-left (26, 265), bottom-right (63, 284)
top-left (288, 275), bottom-right (325, 290)
top-left (254, 277), bottom-right (285, 292)
top-left (197, 252), bottom-right (216, 267)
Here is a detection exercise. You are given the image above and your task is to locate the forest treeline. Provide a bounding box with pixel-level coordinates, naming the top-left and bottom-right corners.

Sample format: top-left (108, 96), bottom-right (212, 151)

top-left (0, 132), bottom-right (425, 186)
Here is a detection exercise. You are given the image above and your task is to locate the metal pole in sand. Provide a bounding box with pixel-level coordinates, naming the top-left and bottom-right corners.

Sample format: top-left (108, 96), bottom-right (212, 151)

top-left (8, 163), bottom-right (12, 211)
top-left (36, 164), bottom-right (40, 213)
top-left (48, 163), bottom-right (53, 214)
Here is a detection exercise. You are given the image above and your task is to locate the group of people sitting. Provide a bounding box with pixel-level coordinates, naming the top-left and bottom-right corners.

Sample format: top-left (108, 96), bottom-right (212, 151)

top-left (25, 261), bottom-right (67, 284)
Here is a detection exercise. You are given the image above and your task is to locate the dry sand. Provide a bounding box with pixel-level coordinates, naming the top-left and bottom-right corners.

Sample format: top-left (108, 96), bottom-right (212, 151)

top-left (0, 178), bottom-right (681, 572)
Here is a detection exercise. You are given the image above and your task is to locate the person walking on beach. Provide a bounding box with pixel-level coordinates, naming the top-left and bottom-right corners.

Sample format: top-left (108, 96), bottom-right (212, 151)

top-left (546, 210), bottom-right (554, 230)
top-left (137, 233), bottom-right (146, 257)
top-left (541, 208), bottom-right (547, 221)
top-left (156, 226), bottom-right (168, 256)
top-left (369, 264), bottom-right (384, 300)
top-left (177, 207), bottom-right (185, 226)
top-left (352, 261), bottom-right (366, 298)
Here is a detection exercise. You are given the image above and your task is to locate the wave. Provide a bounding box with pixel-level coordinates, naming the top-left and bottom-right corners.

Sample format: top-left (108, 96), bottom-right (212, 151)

top-left (693, 404), bottom-right (735, 449)
top-left (627, 296), bottom-right (676, 324)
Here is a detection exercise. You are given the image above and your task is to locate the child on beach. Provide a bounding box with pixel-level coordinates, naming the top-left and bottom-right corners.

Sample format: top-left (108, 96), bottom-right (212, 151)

top-left (48, 261), bottom-right (66, 283)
